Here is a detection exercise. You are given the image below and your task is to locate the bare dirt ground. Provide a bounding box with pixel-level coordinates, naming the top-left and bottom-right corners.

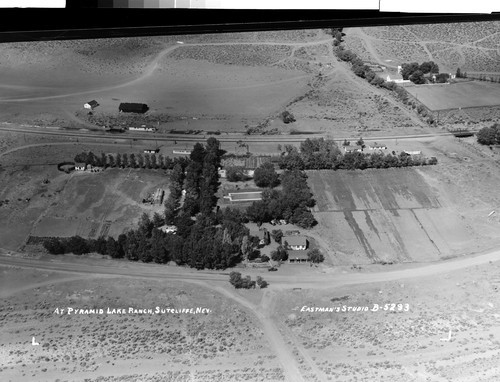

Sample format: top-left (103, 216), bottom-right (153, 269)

top-left (0, 267), bottom-right (284, 382)
top-left (307, 135), bottom-right (500, 266)
top-left (0, 139), bottom-right (171, 250)
top-left (344, 22), bottom-right (500, 75)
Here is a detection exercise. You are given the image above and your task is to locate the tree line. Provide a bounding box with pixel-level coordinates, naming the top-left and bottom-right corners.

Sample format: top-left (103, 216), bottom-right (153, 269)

top-left (73, 151), bottom-right (190, 170)
top-left (278, 138), bottom-right (437, 171)
top-left (476, 123), bottom-right (500, 145)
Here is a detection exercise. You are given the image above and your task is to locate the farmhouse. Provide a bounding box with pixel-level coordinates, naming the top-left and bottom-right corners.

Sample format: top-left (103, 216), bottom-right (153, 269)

top-left (119, 103), bottom-right (149, 114)
top-left (84, 100), bottom-right (99, 110)
top-left (404, 150), bottom-right (422, 155)
top-left (288, 250), bottom-right (310, 264)
top-left (144, 148), bottom-right (159, 154)
top-left (283, 236), bottom-right (308, 251)
top-left (343, 145), bottom-right (364, 153)
top-left (173, 150), bottom-right (191, 155)
top-left (75, 162), bottom-right (86, 171)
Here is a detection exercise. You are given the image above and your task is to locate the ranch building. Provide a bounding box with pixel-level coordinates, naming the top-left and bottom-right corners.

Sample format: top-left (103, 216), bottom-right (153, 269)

top-left (75, 162), bottom-right (86, 171)
top-left (119, 103), bottom-right (149, 114)
top-left (144, 148), bottom-right (160, 154)
top-left (283, 236), bottom-right (308, 251)
top-left (288, 250), bottom-right (310, 264)
top-left (343, 145), bottom-right (364, 153)
top-left (369, 143), bottom-right (387, 150)
top-left (84, 100), bottom-right (99, 110)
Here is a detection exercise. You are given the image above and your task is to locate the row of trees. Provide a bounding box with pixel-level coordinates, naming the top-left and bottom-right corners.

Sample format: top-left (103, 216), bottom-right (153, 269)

top-left (246, 170), bottom-right (317, 228)
top-left (278, 138), bottom-right (437, 171)
top-left (229, 272), bottom-right (268, 289)
top-left (476, 123), bottom-right (500, 145)
top-left (332, 32), bottom-right (436, 125)
top-left (44, 208), bottom-right (254, 270)
top-left (74, 151), bottom-right (190, 171)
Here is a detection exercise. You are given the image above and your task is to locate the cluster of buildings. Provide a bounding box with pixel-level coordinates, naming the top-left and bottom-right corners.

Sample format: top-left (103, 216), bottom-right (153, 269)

top-left (75, 163), bottom-right (103, 172)
top-left (143, 188), bottom-right (165, 205)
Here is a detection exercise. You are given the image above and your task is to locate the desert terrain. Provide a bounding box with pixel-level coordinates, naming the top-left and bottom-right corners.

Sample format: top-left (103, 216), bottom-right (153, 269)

top-left (1, 22), bottom-right (500, 382)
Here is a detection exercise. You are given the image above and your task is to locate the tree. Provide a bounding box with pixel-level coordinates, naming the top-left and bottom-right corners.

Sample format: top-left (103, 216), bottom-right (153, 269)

top-left (137, 153), bottom-right (144, 168)
top-left (271, 245), bottom-right (288, 262)
top-left (151, 153), bottom-right (157, 169)
top-left (122, 153), bottom-right (129, 168)
top-left (477, 126), bottom-right (497, 145)
top-left (129, 153), bottom-right (137, 168)
top-left (106, 237), bottom-right (121, 258)
top-left (307, 248), bottom-right (325, 263)
top-left (100, 152), bottom-right (107, 168)
top-left (108, 154), bottom-right (115, 168)
top-left (254, 162), bottom-right (280, 188)
top-left (256, 276), bottom-right (268, 288)
top-left (271, 229), bottom-right (283, 243)
top-left (281, 110), bottom-right (296, 124)
top-left (456, 67), bottom-right (462, 78)
top-left (409, 70), bottom-right (425, 84)
top-left (226, 166), bottom-right (246, 182)
top-left (400, 62), bottom-right (419, 80)
top-left (152, 212), bottom-right (164, 228)
top-left (356, 137), bottom-right (365, 148)
top-left (116, 153), bottom-right (122, 168)
top-left (144, 153), bottom-right (151, 169)
top-left (43, 238), bottom-right (65, 254)
top-left (229, 271), bottom-right (243, 288)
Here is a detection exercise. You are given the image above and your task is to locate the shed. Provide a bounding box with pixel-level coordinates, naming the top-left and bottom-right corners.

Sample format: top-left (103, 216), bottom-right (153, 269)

top-left (288, 250), bottom-right (310, 263)
top-left (283, 236), bottom-right (308, 251)
top-left (119, 103), bottom-right (149, 113)
top-left (84, 100), bottom-right (99, 110)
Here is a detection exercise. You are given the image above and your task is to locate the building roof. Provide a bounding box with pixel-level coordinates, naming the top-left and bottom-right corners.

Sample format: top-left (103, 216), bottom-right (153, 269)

top-left (288, 250), bottom-right (309, 260)
top-left (283, 236), bottom-right (307, 247)
top-left (344, 145), bottom-right (363, 151)
top-left (119, 103), bottom-right (149, 113)
top-left (86, 100), bottom-right (99, 106)
top-left (75, 162), bottom-right (85, 167)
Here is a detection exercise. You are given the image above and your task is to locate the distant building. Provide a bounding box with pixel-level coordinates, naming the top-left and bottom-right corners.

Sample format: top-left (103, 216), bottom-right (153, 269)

top-left (84, 100), bottom-right (99, 110)
top-left (159, 225), bottom-right (177, 234)
top-left (288, 250), bottom-right (310, 264)
top-left (343, 145), bottom-right (364, 153)
top-left (172, 150), bottom-right (191, 155)
top-left (369, 143), bottom-right (387, 150)
top-left (75, 162), bottom-right (86, 171)
top-left (129, 125), bottom-right (155, 132)
top-left (144, 148), bottom-right (159, 154)
top-left (119, 103), bottom-right (149, 114)
top-left (404, 150), bottom-right (422, 155)
top-left (283, 236), bottom-right (308, 251)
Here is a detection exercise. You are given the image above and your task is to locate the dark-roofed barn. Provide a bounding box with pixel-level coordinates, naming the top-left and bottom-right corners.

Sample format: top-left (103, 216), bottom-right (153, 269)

top-left (119, 103), bottom-right (149, 114)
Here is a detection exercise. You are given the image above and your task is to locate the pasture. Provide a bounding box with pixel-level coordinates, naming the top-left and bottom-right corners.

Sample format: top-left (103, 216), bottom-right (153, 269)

top-left (307, 168), bottom-right (476, 264)
top-left (33, 168), bottom-right (170, 239)
top-left (405, 81), bottom-right (500, 111)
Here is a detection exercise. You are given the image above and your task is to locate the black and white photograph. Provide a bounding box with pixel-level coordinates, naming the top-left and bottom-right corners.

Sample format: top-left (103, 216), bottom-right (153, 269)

top-left (1, 8), bottom-right (500, 382)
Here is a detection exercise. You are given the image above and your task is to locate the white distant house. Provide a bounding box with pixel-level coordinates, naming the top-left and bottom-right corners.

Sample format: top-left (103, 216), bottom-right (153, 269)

top-left (369, 143), bottom-right (387, 150)
top-left (386, 75), bottom-right (411, 84)
top-left (84, 100), bottom-right (99, 110)
top-left (404, 150), bottom-right (422, 155)
top-left (288, 250), bottom-right (310, 264)
top-left (75, 162), bottom-right (86, 171)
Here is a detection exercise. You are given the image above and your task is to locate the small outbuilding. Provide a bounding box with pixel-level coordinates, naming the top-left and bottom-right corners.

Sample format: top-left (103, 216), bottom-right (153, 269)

top-left (343, 145), bottom-right (364, 153)
top-left (119, 103), bottom-right (149, 114)
top-left (84, 100), bottom-right (99, 110)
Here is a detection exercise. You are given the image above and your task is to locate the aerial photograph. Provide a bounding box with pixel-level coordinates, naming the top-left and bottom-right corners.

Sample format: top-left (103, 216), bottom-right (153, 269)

top-left (1, 18), bottom-right (500, 382)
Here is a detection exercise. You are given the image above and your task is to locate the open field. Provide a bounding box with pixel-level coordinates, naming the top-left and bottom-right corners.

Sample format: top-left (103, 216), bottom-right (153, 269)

top-left (405, 81), bottom-right (500, 111)
top-left (274, 260), bottom-right (500, 381)
top-left (0, 140), bottom-right (171, 249)
top-left (0, 267), bottom-right (283, 382)
top-left (307, 134), bottom-right (500, 266)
